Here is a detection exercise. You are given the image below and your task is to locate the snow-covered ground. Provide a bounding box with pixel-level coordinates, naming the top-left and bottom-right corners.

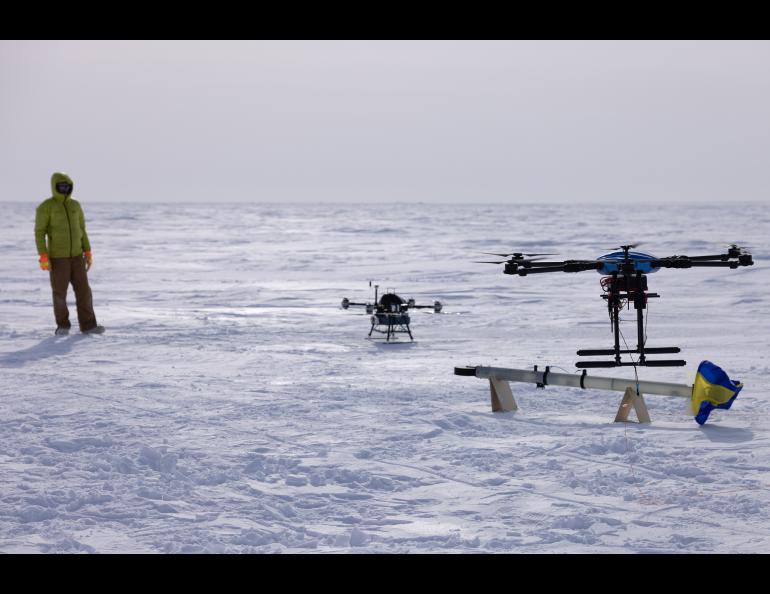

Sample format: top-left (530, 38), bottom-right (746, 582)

top-left (1, 201), bottom-right (769, 553)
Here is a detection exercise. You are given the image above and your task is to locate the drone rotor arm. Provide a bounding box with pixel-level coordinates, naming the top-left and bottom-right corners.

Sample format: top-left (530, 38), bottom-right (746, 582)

top-left (517, 259), bottom-right (569, 268)
top-left (517, 261), bottom-right (602, 275)
top-left (649, 258), bottom-right (745, 270)
top-left (564, 261), bottom-right (605, 273)
top-left (517, 266), bottom-right (564, 275)
top-left (685, 252), bottom-right (752, 263)
top-left (517, 265), bottom-right (573, 276)
top-left (688, 260), bottom-right (752, 269)
top-left (683, 254), bottom-right (732, 262)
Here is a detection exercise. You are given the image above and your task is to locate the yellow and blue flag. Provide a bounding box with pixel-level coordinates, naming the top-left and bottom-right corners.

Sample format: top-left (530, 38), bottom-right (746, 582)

top-left (691, 360), bottom-right (742, 425)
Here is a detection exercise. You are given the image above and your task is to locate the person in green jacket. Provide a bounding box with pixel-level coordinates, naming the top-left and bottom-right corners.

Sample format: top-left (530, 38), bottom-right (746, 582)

top-left (35, 172), bottom-right (105, 335)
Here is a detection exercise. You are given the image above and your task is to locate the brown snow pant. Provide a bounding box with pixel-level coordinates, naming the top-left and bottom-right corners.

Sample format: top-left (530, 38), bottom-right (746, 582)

top-left (49, 256), bottom-right (98, 332)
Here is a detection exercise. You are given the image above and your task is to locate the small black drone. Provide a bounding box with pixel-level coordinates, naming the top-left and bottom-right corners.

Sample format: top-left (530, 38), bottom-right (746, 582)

top-left (341, 282), bottom-right (443, 342)
top-left (479, 245), bottom-right (754, 368)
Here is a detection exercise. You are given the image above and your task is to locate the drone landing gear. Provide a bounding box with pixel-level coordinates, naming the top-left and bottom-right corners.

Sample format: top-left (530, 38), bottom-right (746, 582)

top-left (369, 313), bottom-right (413, 342)
top-left (576, 272), bottom-right (686, 368)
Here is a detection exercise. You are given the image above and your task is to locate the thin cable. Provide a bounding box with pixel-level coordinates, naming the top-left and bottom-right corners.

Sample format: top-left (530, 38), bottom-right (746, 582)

top-left (618, 325), bottom-right (650, 503)
top-left (619, 326), bottom-right (639, 389)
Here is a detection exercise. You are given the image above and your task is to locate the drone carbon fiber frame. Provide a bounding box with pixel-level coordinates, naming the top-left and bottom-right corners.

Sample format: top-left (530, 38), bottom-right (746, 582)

top-left (492, 245), bottom-right (754, 368)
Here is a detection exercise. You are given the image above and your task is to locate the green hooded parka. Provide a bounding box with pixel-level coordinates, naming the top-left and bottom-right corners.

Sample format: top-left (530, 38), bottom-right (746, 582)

top-left (35, 172), bottom-right (91, 258)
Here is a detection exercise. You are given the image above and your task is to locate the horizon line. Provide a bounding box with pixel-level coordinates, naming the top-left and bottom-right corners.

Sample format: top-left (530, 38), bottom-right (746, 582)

top-left (2, 198), bottom-right (768, 206)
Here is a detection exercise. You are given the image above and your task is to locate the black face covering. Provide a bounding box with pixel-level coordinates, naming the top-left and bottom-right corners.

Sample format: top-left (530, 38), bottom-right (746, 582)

top-left (56, 182), bottom-right (73, 195)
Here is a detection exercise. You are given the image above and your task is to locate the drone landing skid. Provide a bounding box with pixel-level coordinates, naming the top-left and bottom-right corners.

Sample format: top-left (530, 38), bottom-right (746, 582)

top-left (577, 347), bottom-right (681, 356)
top-left (368, 332), bottom-right (413, 343)
top-left (576, 346), bottom-right (686, 368)
top-left (369, 317), bottom-right (413, 342)
top-left (576, 359), bottom-right (687, 368)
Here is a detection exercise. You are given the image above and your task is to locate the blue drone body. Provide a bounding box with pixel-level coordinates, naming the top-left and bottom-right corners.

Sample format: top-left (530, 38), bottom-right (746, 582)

top-left (596, 251), bottom-right (659, 275)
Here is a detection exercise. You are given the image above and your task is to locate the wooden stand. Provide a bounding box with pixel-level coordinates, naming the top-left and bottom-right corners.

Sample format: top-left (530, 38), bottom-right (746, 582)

top-left (455, 365), bottom-right (693, 423)
top-left (613, 386), bottom-right (651, 423)
top-left (490, 378), bottom-right (517, 412)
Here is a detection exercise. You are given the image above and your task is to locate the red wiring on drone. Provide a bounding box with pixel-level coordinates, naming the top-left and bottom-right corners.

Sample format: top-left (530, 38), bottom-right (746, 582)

top-left (600, 277), bottom-right (629, 323)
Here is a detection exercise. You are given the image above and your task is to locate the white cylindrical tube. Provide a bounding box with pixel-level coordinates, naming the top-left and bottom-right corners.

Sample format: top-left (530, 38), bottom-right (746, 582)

top-left (472, 366), bottom-right (692, 399)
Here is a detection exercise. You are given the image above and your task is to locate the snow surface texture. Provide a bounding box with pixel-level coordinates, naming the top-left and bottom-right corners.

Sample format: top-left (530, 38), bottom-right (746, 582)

top-left (1, 202), bottom-right (769, 553)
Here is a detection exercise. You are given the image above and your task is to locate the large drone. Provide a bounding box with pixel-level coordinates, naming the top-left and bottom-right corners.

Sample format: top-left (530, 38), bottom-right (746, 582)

top-left (479, 245), bottom-right (754, 368)
top-left (342, 282), bottom-right (443, 342)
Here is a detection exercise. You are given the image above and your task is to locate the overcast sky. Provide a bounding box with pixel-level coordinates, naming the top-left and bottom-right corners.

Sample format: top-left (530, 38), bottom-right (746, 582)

top-left (2, 40), bottom-right (768, 204)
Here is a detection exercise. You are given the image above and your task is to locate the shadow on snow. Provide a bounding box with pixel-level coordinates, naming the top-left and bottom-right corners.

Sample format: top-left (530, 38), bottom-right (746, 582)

top-left (0, 335), bottom-right (88, 367)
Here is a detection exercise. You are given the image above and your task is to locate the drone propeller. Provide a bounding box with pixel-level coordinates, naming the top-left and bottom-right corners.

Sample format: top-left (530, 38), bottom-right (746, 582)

top-left (606, 243), bottom-right (643, 252)
top-left (722, 243), bottom-right (752, 252)
top-left (475, 256), bottom-right (549, 264)
top-left (480, 252), bottom-right (557, 258)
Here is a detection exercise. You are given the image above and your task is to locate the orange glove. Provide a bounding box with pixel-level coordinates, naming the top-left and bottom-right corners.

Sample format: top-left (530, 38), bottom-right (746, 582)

top-left (84, 251), bottom-right (93, 271)
top-left (39, 253), bottom-right (49, 271)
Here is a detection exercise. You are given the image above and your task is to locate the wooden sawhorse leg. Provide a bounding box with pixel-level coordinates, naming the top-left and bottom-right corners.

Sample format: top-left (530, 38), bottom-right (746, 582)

top-left (614, 386), bottom-right (651, 423)
top-left (490, 378), bottom-right (518, 412)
